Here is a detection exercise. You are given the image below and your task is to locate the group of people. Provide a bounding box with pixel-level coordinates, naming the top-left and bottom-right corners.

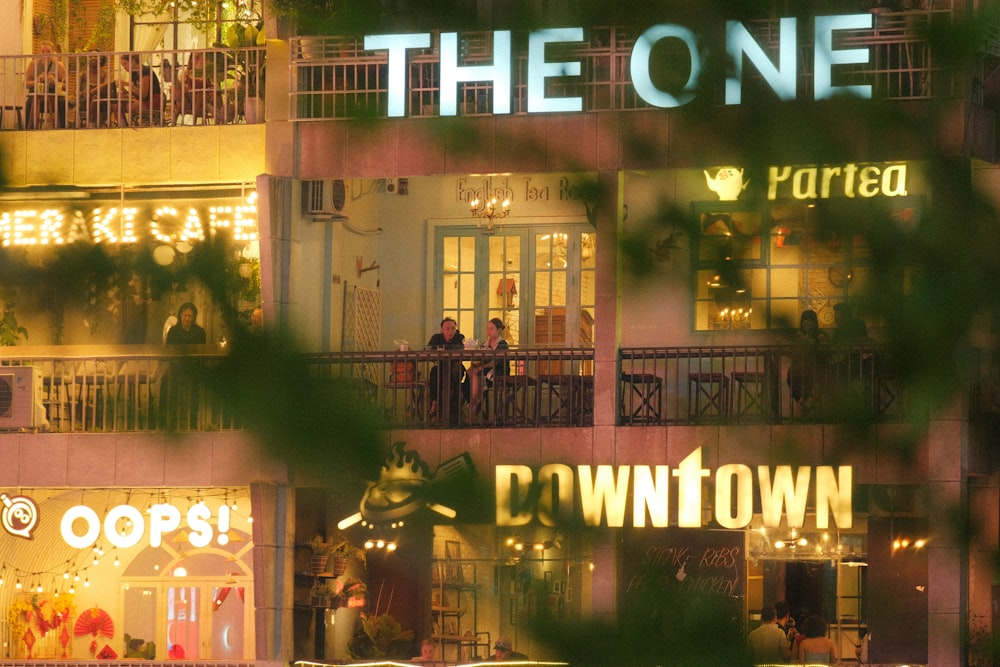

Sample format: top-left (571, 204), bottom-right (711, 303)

top-left (413, 636), bottom-right (526, 664)
top-left (748, 601), bottom-right (839, 664)
top-left (25, 42), bottom-right (164, 129)
top-left (425, 316), bottom-right (510, 425)
top-left (22, 41), bottom-right (241, 129)
top-left (786, 303), bottom-right (871, 415)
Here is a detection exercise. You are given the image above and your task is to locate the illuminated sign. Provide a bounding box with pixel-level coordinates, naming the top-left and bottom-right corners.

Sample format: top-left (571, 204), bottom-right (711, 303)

top-left (496, 446), bottom-right (852, 530)
top-left (60, 502), bottom-right (234, 549)
top-left (1, 492), bottom-right (39, 540)
top-left (338, 442), bottom-right (471, 531)
top-left (703, 162), bottom-right (910, 201)
top-left (364, 15), bottom-right (873, 118)
top-left (768, 162), bottom-right (909, 200)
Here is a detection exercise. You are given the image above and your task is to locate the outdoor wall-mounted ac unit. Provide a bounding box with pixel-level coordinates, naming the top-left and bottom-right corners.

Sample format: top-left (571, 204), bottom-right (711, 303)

top-left (0, 367), bottom-right (48, 431)
top-left (302, 179), bottom-right (349, 218)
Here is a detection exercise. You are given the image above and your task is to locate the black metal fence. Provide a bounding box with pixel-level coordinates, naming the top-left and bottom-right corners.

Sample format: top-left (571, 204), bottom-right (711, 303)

top-left (1, 344), bottom-right (915, 433)
top-left (618, 344), bottom-right (907, 425)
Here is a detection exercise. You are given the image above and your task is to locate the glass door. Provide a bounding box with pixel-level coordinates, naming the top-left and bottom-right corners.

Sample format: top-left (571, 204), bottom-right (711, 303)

top-left (435, 225), bottom-right (594, 350)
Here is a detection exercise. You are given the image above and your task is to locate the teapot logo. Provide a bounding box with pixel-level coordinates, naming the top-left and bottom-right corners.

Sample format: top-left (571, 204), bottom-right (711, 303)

top-left (1, 492), bottom-right (39, 540)
top-left (704, 167), bottom-right (749, 201)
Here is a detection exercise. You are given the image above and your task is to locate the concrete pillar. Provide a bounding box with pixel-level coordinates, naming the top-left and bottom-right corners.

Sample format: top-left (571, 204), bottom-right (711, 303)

top-left (251, 481), bottom-right (296, 667)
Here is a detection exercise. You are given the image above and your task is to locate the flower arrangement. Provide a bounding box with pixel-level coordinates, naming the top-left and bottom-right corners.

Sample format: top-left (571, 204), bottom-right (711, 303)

top-left (8, 593), bottom-right (76, 657)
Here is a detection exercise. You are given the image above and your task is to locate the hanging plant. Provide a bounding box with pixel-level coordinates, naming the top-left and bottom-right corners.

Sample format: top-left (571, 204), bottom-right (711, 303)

top-left (83, 2), bottom-right (117, 51)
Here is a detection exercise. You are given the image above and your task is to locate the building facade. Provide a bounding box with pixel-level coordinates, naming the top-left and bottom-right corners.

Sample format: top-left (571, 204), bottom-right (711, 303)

top-left (1, 1), bottom-right (999, 666)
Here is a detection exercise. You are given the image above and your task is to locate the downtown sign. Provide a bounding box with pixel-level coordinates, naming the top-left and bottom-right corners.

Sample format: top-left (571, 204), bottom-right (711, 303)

top-left (496, 446), bottom-right (853, 530)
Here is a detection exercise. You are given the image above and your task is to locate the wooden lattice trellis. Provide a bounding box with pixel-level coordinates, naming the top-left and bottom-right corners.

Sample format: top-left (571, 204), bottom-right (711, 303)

top-left (349, 286), bottom-right (382, 388)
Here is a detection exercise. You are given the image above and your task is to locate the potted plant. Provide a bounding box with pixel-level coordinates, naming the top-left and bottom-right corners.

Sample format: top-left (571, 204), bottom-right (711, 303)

top-left (347, 611), bottom-right (414, 660)
top-left (0, 292), bottom-right (28, 346)
top-left (309, 580), bottom-right (334, 608)
top-left (330, 538), bottom-right (366, 576)
top-left (223, 16), bottom-right (266, 123)
top-left (268, 0), bottom-right (379, 37)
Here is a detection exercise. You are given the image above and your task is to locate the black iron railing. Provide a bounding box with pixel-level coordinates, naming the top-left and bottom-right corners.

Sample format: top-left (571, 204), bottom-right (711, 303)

top-left (1, 344), bottom-right (917, 433)
top-left (618, 344), bottom-right (907, 425)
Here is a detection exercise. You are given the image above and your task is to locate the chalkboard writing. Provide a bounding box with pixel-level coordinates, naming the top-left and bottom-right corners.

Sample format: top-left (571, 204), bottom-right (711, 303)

top-left (619, 528), bottom-right (745, 625)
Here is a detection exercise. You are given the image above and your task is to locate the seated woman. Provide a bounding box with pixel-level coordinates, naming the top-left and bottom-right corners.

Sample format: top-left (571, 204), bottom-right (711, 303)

top-left (172, 51), bottom-right (224, 125)
top-left (464, 317), bottom-right (510, 420)
top-left (25, 40), bottom-right (67, 129)
top-left (114, 54), bottom-right (163, 126)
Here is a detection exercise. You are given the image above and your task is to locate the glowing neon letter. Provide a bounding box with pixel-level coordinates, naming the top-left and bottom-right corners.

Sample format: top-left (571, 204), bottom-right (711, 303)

top-left (726, 18), bottom-right (797, 104)
top-left (496, 465), bottom-right (535, 526)
top-left (527, 28), bottom-right (584, 113)
top-left (440, 31), bottom-right (512, 115)
top-left (631, 24), bottom-right (702, 108)
top-left (61, 505), bottom-right (101, 549)
top-left (578, 465), bottom-right (630, 527)
top-left (814, 14), bottom-right (873, 100)
top-left (537, 463), bottom-right (575, 526)
top-left (364, 33), bottom-right (433, 117)
top-left (673, 447), bottom-right (710, 527)
top-left (632, 465), bottom-right (670, 527)
top-left (715, 463), bottom-right (754, 529)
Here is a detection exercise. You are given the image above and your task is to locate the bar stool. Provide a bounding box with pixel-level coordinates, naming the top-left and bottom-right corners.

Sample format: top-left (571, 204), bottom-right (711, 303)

top-left (688, 372), bottom-right (729, 422)
top-left (620, 373), bottom-right (662, 424)
top-left (384, 379), bottom-right (427, 425)
top-left (1, 105), bottom-right (24, 130)
top-left (731, 371), bottom-right (770, 421)
top-left (491, 374), bottom-right (538, 426)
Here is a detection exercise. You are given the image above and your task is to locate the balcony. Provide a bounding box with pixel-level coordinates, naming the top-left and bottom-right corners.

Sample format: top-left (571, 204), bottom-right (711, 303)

top-left (0, 47), bottom-right (265, 131)
top-left (0, 344), bottom-right (916, 434)
top-left (288, 9), bottom-right (960, 122)
top-left (0, 47), bottom-right (266, 190)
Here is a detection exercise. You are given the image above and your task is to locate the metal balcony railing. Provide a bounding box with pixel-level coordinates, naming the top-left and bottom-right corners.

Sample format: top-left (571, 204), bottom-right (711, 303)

top-left (289, 10), bottom-right (959, 121)
top-left (0, 46), bottom-right (265, 131)
top-left (1, 344), bottom-right (918, 434)
top-left (618, 344), bottom-right (909, 425)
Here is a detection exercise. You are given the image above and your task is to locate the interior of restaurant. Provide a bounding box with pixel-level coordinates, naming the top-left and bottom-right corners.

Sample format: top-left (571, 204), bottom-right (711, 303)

top-left (0, 487), bottom-right (255, 661)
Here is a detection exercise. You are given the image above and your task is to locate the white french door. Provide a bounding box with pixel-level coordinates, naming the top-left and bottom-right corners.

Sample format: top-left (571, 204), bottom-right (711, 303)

top-left (435, 225), bottom-right (595, 348)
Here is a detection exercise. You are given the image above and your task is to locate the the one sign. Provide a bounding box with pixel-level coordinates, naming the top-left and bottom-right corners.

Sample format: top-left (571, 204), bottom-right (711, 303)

top-left (365, 15), bottom-right (874, 118)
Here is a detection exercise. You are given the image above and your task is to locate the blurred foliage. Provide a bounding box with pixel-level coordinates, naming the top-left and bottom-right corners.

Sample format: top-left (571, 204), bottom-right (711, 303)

top-left (4, 0), bottom-right (1000, 664)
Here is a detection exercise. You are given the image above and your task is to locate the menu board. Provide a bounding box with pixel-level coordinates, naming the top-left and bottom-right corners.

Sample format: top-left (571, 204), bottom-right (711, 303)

top-left (619, 528), bottom-right (745, 626)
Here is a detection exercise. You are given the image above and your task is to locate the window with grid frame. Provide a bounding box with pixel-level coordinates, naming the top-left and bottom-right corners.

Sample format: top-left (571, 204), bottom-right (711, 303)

top-left (692, 198), bottom-right (922, 331)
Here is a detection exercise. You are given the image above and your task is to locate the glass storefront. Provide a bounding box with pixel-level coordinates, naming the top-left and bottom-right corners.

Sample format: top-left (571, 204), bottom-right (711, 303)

top-left (0, 487), bottom-right (253, 660)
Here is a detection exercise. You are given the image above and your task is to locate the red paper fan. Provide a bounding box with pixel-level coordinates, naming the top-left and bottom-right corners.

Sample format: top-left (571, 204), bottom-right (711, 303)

top-left (74, 607), bottom-right (114, 639)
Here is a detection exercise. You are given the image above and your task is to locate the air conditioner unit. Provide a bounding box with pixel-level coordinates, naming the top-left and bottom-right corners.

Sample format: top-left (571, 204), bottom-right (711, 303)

top-left (302, 179), bottom-right (349, 218)
top-left (385, 178), bottom-right (399, 194)
top-left (0, 367), bottom-right (48, 431)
